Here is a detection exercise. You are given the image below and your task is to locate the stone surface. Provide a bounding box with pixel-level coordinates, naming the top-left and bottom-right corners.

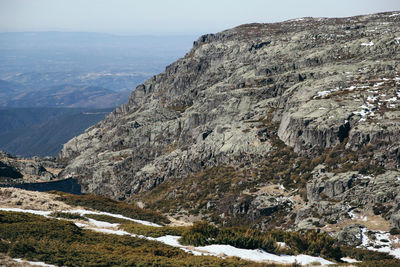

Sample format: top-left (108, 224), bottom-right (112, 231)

top-left (337, 224), bottom-right (364, 246)
top-left (0, 151), bottom-right (58, 183)
top-left (59, 12), bottom-right (400, 201)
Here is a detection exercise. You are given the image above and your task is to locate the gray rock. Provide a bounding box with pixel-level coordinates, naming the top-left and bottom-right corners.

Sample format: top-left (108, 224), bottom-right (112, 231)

top-left (57, 12), bottom-right (400, 207)
top-left (0, 153), bottom-right (56, 182)
top-left (296, 218), bottom-right (321, 230)
top-left (249, 195), bottom-right (291, 218)
top-left (391, 212), bottom-right (400, 229)
top-left (337, 224), bottom-right (364, 246)
top-left (307, 172), bottom-right (357, 201)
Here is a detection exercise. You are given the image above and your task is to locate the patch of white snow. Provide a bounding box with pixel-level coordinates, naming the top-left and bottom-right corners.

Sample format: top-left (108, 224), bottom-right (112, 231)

top-left (13, 258), bottom-right (56, 267)
top-left (341, 257), bottom-right (360, 263)
top-left (361, 41), bottom-right (374, 46)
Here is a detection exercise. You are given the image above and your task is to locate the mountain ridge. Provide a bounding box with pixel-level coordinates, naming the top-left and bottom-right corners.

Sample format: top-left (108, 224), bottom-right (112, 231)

top-left (58, 11), bottom-right (400, 233)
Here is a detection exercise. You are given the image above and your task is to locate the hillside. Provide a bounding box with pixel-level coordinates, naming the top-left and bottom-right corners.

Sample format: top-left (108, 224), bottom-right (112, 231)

top-left (58, 11), bottom-right (400, 240)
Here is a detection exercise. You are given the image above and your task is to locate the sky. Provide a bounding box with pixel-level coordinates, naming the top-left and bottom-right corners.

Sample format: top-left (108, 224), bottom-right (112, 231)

top-left (0, 0), bottom-right (399, 35)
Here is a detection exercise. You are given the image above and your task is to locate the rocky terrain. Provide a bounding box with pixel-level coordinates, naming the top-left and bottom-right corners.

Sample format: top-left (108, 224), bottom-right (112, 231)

top-left (57, 11), bottom-right (400, 238)
top-left (0, 151), bottom-right (62, 184)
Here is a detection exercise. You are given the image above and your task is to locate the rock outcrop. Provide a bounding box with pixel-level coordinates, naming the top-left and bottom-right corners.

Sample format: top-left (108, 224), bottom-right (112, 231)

top-left (0, 151), bottom-right (60, 183)
top-left (58, 12), bottom-right (400, 230)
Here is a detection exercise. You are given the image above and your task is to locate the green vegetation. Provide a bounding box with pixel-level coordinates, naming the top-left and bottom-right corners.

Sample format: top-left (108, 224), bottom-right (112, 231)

top-left (83, 214), bottom-right (188, 238)
top-left (121, 223), bottom-right (187, 238)
top-left (2, 210), bottom-right (399, 266)
top-left (50, 191), bottom-right (169, 225)
top-left (178, 222), bottom-right (400, 265)
top-left (341, 246), bottom-right (400, 266)
top-left (179, 221), bottom-right (342, 261)
top-left (137, 112), bottom-right (386, 223)
top-left (49, 211), bottom-right (87, 221)
top-left (0, 210), bottom-right (266, 267)
top-left (340, 246), bottom-right (394, 262)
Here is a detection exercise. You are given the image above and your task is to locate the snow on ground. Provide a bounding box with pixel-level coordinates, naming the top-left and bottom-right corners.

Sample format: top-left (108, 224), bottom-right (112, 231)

top-left (313, 76), bottom-right (399, 123)
top-left (152, 235), bottom-right (182, 247)
top-left (0, 207), bottom-right (52, 217)
top-left (313, 85), bottom-right (358, 99)
top-left (87, 218), bottom-right (120, 228)
top-left (70, 223), bottom-right (335, 265)
top-left (341, 257), bottom-right (360, 263)
top-left (0, 207), bottom-right (160, 227)
top-left (359, 227), bottom-right (400, 259)
top-left (67, 209), bottom-right (161, 227)
top-left (353, 102), bottom-right (375, 122)
top-left (13, 258), bottom-right (57, 267)
top-left (1, 207), bottom-right (335, 265)
top-left (190, 244), bottom-right (334, 265)
top-left (361, 41), bottom-right (374, 46)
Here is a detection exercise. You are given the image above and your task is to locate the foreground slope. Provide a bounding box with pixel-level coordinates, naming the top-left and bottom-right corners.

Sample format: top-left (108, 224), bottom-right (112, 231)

top-left (59, 12), bottom-right (400, 230)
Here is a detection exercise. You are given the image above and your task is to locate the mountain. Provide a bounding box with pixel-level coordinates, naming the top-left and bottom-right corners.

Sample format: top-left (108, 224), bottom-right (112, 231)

top-left (0, 107), bottom-right (113, 157)
top-left (4, 84), bottom-right (130, 108)
top-left (59, 10), bottom-right (400, 237)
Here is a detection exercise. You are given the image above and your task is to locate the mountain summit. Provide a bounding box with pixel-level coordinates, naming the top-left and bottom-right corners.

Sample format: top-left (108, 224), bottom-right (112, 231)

top-left (59, 12), bottom-right (400, 231)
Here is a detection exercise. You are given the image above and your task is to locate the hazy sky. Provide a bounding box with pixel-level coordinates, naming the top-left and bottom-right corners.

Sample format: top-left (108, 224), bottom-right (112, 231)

top-left (0, 0), bottom-right (399, 35)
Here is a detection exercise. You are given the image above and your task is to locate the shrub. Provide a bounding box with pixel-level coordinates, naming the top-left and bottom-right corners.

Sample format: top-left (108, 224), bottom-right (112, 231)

top-left (121, 223), bottom-right (188, 238)
top-left (50, 191), bottom-right (169, 225)
top-left (0, 210), bottom-right (256, 266)
top-left (389, 228), bottom-right (400, 235)
top-left (179, 222), bottom-right (342, 260)
top-left (84, 214), bottom-right (130, 224)
top-left (49, 211), bottom-right (87, 221)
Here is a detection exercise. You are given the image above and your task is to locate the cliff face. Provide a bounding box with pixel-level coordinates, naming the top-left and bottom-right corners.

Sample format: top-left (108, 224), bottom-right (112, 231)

top-left (59, 12), bottom-right (400, 229)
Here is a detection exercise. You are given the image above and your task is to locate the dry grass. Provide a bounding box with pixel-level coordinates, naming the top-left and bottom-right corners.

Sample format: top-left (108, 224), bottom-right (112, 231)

top-left (0, 188), bottom-right (72, 211)
top-left (0, 253), bottom-right (33, 267)
top-left (323, 210), bottom-right (392, 233)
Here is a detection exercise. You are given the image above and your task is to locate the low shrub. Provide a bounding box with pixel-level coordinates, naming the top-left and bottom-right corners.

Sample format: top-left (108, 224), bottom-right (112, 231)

top-left (0, 210), bottom-right (259, 266)
top-left (179, 221), bottom-right (342, 261)
top-left (84, 214), bottom-right (131, 224)
top-left (49, 211), bottom-right (87, 221)
top-left (121, 223), bottom-right (188, 238)
top-left (341, 246), bottom-right (394, 261)
top-left (50, 191), bottom-right (169, 225)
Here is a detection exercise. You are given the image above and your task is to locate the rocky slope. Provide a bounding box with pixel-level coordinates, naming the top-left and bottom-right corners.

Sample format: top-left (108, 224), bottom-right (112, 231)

top-left (59, 12), bottom-right (400, 231)
top-left (0, 151), bottom-right (62, 184)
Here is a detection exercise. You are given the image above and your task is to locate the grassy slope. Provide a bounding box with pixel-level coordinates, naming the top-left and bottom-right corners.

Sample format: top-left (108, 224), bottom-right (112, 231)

top-left (0, 211), bottom-right (259, 267)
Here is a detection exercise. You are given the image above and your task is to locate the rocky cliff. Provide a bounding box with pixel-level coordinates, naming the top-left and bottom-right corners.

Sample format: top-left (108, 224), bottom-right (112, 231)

top-left (0, 151), bottom-right (62, 183)
top-left (59, 12), bottom-right (400, 230)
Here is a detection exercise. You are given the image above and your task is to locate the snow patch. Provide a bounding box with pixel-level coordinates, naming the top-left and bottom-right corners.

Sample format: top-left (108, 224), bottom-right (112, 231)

top-left (359, 228), bottom-right (400, 259)
top-left (3, 207), bottom-right (335, 265)
top-left (13, 258), bottom-right (56, 267)
top-left (341, 257), bottom-right (360, 263)
top-left (68, 209), bottom-right (161, 227)
top-left (87, 218), bottom-right (120, 228)
top-left (190, 244), bottom-right (335, 265)
top-left (0, 207), bottom-right (52, 217)
top-left (361, 41), bottom-right (374, 46)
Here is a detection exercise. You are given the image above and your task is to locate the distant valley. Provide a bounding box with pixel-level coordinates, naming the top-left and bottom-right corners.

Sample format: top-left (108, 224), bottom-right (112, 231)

top-left (0, 107), bottom-right (114, 157)
top-left (0, 32), bottom-right (195, 157)
top-left (1, 83), bottom-right (130, 108)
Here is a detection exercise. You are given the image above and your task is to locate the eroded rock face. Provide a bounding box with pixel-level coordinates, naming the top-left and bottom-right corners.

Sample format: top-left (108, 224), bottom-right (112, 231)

top-left (0, 151), bottom-right (57, 183)
top-left (337, 224), bottom-right (364, 246)
top-left (59, 12), bottom-right (400, 202)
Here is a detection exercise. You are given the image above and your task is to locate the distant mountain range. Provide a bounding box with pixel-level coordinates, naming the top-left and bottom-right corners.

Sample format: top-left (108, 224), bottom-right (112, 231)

top-left (0, 32), bottom-right (196, 157)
